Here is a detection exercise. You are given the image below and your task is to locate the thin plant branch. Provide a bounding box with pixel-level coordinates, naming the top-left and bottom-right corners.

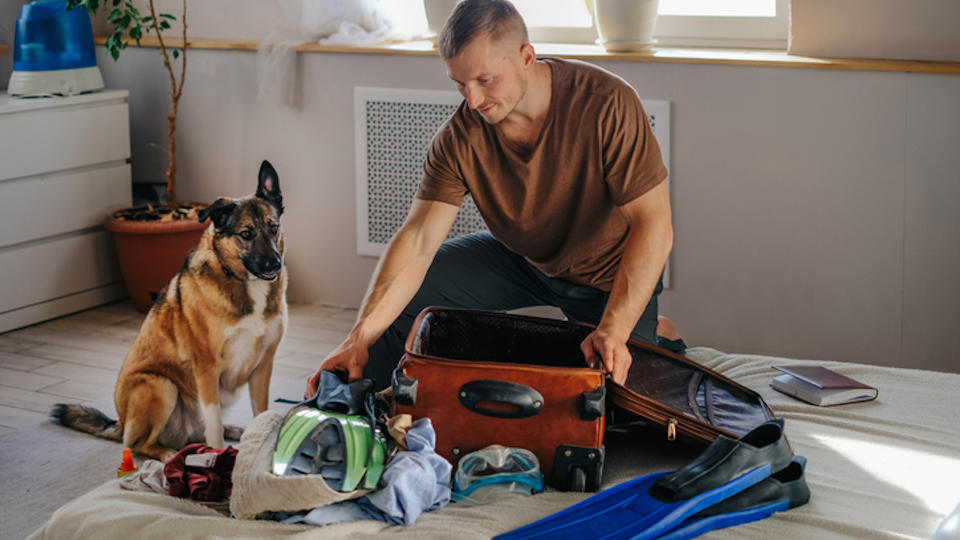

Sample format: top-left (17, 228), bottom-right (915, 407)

top-left (146, 0), bottom-right (185, 202)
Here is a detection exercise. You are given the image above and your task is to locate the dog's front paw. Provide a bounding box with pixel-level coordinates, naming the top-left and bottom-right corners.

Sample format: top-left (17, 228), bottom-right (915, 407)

top-left (223, 424), bottom-right (244, 441)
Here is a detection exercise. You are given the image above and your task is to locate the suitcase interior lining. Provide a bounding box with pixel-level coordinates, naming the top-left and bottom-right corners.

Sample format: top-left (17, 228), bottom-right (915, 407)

top-left (625, 348), bottom-right (772, 435)
top-left (414, 310), bottom-right (592, 368)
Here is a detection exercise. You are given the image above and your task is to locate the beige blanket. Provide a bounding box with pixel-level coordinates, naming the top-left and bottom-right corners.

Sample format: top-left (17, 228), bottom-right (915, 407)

top-left (29, 348), bottom-right (960, 539)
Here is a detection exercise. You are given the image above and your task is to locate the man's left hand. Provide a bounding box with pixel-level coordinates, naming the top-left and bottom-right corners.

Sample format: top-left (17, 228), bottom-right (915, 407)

top-left (580, 327), bottom-right (632, 384)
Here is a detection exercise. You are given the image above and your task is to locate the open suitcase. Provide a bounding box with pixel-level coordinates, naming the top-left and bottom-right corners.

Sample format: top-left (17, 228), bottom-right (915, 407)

top-left (392, 308), bottom-right (775, 492)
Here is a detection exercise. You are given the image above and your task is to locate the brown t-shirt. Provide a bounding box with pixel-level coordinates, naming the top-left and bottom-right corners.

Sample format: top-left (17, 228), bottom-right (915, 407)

top-left (417, 58), bottom-right (667, 290)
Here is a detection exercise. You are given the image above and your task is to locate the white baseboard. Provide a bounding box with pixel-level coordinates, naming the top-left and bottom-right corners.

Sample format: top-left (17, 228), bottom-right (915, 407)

top-left (0, 283), bottom-right (128, 333)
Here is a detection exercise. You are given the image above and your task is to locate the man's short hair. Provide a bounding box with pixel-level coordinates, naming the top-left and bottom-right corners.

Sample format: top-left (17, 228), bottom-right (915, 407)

top-left (438, 0), bottom-right (529, 60)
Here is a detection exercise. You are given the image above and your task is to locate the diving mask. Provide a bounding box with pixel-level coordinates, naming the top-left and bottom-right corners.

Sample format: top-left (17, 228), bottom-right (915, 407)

top-left (452, 445), bottom-right (544, 501)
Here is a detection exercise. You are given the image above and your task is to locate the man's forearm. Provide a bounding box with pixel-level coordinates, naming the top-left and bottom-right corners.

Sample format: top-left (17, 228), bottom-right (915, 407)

top-left (600, 216), bottom-right (674, 340)
top-left (348, 226), bottom-right (437, 348)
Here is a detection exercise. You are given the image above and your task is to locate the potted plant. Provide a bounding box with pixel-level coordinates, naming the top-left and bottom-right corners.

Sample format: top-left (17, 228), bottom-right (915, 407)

top-left (68, 0), bottom-right (203, 312)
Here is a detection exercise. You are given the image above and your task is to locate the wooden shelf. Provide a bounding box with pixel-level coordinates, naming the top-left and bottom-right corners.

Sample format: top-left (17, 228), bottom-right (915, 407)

top-left (93, 35), bottom-right (960, 75)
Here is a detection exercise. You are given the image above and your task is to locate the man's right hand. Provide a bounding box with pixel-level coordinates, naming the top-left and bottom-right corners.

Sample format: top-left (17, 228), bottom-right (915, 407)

top-left (305, 340), bottom-right (369, 398)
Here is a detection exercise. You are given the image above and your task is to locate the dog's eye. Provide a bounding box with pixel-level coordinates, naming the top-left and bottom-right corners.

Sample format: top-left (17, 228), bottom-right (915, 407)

top-left (239, 229), bottom-right (254, 240)
top-left (269, 222), bottom-right (279, 234)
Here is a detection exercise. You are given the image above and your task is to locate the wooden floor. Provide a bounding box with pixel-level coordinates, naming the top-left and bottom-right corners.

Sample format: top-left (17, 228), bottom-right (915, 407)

top-left (0, 301), bottom-right (354, 436)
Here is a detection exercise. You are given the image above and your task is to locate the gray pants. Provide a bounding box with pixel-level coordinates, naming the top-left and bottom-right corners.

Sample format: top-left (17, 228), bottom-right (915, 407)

top-left (362, 231), bottom-right (662, 390)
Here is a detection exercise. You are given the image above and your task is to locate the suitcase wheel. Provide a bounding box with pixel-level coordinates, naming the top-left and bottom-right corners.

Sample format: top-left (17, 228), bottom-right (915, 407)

top-left (568, 466), bottom-right (587, 492)
top-left (554, 445), bottom-right (604, 492)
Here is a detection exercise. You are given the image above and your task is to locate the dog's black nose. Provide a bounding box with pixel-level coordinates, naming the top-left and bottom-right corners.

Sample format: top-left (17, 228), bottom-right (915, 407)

top-left (264, 257), bottom-right (282, 274)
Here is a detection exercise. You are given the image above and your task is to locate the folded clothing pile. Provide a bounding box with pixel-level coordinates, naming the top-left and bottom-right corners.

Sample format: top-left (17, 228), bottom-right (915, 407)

top-left (230, 409), bottom-right (450, 523)
top-left (271, 417), bottom-right (451, 526)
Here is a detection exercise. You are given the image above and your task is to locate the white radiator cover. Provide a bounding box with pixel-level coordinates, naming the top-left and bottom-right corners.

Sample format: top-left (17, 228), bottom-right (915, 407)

top-left (354, 86), bottom-right (671, 286)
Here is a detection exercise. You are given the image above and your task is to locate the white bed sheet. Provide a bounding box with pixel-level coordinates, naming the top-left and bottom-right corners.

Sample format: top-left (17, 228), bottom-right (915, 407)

top-left (29, 347), bottom-right (960, 539)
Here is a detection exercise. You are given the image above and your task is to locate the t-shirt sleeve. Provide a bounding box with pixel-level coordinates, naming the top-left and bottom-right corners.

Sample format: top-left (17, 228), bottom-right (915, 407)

top-left (416, 120), bottom-right (469, 206)
top-left (600, 85), bottom-right (668, 206)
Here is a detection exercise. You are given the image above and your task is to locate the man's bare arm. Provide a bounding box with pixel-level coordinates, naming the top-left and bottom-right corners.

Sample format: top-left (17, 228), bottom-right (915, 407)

top-left (307, 198), bottom-right (460, 393)
top-left (351, 198), bottom-right (460, 345)
top-left (580, 180), bottom-right (674, 383)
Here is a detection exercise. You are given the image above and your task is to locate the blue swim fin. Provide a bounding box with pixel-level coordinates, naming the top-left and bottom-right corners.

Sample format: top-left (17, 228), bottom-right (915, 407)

top-left (657, 456), bottom-right (810, 540)
top-left (495, 420), bottom-right (793, 540)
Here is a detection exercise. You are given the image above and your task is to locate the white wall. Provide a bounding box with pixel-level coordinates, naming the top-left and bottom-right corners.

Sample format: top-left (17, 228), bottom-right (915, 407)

top-left (3, 1), bottom-right (955, 372)
top-left (789, 0), bottom-right (960, 62)
top-left (91, 46), bottom-right (960, 374)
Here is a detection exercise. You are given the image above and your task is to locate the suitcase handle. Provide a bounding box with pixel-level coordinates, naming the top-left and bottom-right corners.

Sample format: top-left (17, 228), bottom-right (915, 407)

top-left (458, 380), bottom-right (544, 419)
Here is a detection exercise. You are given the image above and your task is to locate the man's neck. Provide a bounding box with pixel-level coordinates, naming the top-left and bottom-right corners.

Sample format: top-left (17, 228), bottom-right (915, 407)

top-left (499, 61), bottom-right (552, 146)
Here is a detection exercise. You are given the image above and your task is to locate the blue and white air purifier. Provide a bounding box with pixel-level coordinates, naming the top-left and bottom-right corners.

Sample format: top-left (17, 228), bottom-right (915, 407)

top-left (7, 0), bottom-right (105, 96)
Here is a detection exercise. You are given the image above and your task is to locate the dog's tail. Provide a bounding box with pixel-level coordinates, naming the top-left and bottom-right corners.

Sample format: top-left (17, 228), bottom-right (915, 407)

top-left (50, 403), bottom-right (122, 442)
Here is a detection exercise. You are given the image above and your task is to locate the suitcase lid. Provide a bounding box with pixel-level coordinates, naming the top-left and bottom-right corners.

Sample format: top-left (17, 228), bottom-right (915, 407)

top-left (603, 339), bottom-right (776, 444)
top-left (404, 307), bottom-right (775, 445)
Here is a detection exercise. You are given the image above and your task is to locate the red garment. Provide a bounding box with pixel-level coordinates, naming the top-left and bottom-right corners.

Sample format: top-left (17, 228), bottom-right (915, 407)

top-left (163, 443), bottom-right (239, 502)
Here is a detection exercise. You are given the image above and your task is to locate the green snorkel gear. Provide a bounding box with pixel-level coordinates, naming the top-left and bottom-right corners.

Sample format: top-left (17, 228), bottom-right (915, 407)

top-left (273, 371), bottom-right (387, 492)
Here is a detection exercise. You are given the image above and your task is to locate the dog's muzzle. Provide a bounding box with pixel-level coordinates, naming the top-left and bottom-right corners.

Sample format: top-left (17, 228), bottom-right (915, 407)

top-left (246, 254), bottom-right (282, 281)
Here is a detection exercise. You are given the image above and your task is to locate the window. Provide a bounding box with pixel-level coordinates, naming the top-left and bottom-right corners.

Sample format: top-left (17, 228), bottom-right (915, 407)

top-left (511, 0), bottom-right (788, 48)
top-left (388, 0), bottom-right (788, 49)
top-left (655, 0), bottom-right (788, 48)
top-left (513, 0), bottom-right (596, 44)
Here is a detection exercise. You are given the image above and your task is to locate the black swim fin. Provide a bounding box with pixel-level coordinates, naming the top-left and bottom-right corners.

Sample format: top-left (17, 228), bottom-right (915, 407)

top-left (495, 420), bottom-right (793, 540)
top-left (657, 455), bottom-right (810, 540)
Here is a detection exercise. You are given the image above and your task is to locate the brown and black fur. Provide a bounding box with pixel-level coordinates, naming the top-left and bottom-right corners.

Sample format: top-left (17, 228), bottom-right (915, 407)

top-left (51, 161), bottom-right (288, 461)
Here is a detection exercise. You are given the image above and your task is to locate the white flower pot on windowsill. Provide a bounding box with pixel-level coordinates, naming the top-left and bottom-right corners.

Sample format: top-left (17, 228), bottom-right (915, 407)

top-left (594, 0), bottom-right (660, 52)
top-left (424, 0), bottom-right (461, 42)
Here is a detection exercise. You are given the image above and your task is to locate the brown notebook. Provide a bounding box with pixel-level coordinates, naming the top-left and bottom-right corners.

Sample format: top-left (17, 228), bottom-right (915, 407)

top-left (771, 365), bottom-right (878, 406)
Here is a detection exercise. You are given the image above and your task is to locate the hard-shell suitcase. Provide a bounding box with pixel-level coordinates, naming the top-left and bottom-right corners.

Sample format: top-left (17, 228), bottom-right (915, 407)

top-left (392, 308), bottom-right (776, 491)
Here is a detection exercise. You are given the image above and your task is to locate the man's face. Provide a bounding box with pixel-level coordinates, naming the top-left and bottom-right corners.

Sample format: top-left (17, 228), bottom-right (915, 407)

top-left (445, 32), bottom-right (529, 125)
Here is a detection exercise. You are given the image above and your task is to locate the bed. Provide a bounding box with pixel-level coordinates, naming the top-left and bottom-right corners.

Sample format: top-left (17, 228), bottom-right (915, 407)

top-left (27, 347), bottom-right (960, 539)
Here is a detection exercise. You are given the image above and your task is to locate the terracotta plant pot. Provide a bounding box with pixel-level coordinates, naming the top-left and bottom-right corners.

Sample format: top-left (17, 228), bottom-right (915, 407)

top-left (104, 214), bottom-right (208, 313)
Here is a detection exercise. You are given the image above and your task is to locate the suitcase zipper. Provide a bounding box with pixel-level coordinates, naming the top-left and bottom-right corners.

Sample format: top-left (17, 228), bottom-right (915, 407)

top-left (607, 383), bottom-right (724, 442)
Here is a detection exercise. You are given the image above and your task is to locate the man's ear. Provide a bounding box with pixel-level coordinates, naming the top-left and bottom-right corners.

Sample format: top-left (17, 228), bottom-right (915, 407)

top-left (198, 197), bottom-right (237, 229)
top-left (519, 42), bottom-right (536, 67)
top-left (257, 160), bottom-right (284, 215)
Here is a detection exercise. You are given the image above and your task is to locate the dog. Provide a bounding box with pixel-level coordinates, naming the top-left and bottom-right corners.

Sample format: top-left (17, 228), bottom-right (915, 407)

top-left (51, 160), bottom-right (288, 461)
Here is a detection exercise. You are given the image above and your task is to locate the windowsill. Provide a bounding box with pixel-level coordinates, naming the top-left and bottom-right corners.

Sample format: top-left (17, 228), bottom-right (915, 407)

top-left (91, 36), bottom-right (960, 75)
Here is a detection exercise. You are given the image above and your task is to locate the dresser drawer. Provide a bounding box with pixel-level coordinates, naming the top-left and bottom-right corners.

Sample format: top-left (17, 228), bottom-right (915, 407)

top-left (0, 94), bottom-right (130, 182)
top-left (0, 162), bottom-right (131, 247)
top-left (0, 230), bottom-right (122, 314)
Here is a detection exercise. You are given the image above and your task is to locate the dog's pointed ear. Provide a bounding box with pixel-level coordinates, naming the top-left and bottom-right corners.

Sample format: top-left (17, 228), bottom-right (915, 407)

top-left (257, 160), bottom-right (284, 215)
top-left (198, 197), bottom-right (237, 229)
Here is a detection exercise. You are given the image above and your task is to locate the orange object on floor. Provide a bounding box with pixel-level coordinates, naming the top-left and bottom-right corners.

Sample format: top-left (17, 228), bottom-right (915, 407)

top-left (118, 448), bottom-right (138, 478)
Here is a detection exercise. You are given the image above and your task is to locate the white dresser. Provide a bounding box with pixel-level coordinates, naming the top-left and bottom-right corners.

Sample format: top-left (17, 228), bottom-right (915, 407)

top-left (0, 89), bottom-right (132, 332)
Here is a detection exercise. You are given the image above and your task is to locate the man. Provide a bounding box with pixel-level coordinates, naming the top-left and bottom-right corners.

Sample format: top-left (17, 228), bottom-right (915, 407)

top-left (307, 0), bottom-right (673, 396)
